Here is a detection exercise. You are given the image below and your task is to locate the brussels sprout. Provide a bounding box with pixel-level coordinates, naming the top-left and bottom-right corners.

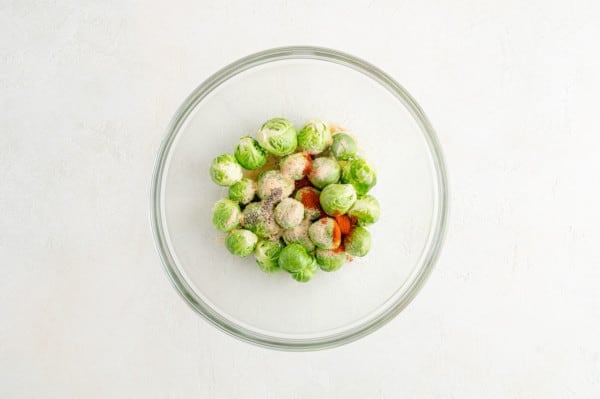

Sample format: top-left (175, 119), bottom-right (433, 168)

top-left (241, 201), bottom-right (281, 239)
top-left (315, 248), bottom-right (346, 272)
top-left (297, 120), bottom-right (332, 155)
top-left (308, 157), bottom-right (341, 189)
top-left (348, 195), bottom-right (380, 226)
top-left (257, 170), bottom-right (294, 202)
top-left (274, 198), bottom-right (304, 229)
top-left (330, 132), bottom-right (358, 161)
top-left (319, 184), bottom-right (357, 216)
top-left (341, 158), bottom-right (377, 195)
top-left (228, 178), bottom-right (257, 205)
top-left (256, 117), bottom-right (298, 156)
top-left (210, 154), bottom-right (243, 186)
top-left (308, 217), bottom-right (341, 250)
top-left (254, 239), bottom-right (284, 273)
top-left (294, 187), bottom-right (322, 220)
top-left (211, 199), bottom-right (241, 232)
top-left (278, 243), bottom-right (314, 273)
top-left (234, 136), bottom-right (267, 170)
top-left (291, 259), bottom-right (318, 282)
top-left (282, 217), bottom-right (315, 253)
top-left (344, 226), bottom-right (371, 257)
top-left (225, 229), bottom-right (258, 257)
top-left (279, 152), bottom-right (312, 180)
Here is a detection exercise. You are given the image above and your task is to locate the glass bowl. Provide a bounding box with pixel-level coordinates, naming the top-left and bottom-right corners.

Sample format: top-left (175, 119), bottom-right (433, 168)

top-left (150, 46), bottom-right (448, 351)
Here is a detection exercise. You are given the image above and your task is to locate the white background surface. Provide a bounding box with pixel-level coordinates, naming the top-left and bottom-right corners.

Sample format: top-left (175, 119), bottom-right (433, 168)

top-left (1, 0), bottom-right (599, 397)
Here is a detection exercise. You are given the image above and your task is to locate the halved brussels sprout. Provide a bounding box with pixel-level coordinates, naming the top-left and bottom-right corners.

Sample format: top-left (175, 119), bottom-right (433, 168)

top-left (291, 259), bottom-right (318, 282)
top-left (315, 248), bottom-right (346, 272)
top-left (254, 239), bottom-right (284, 273)
top-left (341, 158), bottom-right (377, 195)
top-left (274, 198), bottom-right (304, 229)
top-left (330, 132), bottom-right (358, 161)
top-left (256, 117), bottom-right (298, 156)
top-left (344, 226), bottom-right (371, 257)
top-left (308, 217), bottom-right (341, 250)
top-left (211, 198), bottom-right (241, 232)
top-left (228, 178), bottom-right (257, 205)
top-left (210, 154), bottom-right (243, 186)
top-left (257, 170), bottom-right (294, 202)
top-left (282, 217), bottom-right (315, 253)
top-left (234, 136), bottom-right (267, 170)
top-left (308, 157), bottom-right (341, 189)
top-left (225, 229), bottom-right (258, 257)
top-left (241, 201), bottom-right (281, 239)
top-left (279, 152), bottom-right (312, 180)
top-left (348, 195), bottom-right (380, 225)
top-left (278, 243), bottom-right (314, 273)
top-left (319, 184), bottom-right (357, 216)
top-left (297, 120), bottom-right (332, 155)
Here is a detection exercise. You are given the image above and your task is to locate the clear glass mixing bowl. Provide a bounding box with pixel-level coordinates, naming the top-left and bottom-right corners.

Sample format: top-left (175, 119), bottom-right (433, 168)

top-left (150, 46), bottom-right (448, 350)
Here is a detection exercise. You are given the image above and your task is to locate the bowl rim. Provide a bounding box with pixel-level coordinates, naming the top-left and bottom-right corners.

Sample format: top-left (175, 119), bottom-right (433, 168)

top-left (149, 45), bottom-right (448, 351)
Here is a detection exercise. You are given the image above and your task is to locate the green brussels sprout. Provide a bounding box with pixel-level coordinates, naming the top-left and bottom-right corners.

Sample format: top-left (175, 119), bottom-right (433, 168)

top-left (282, 217), bottom-right (315, 253)
top-left (211, 199), bottom-right (241, 232)
top-left (256, 117), bottom-right (298, 156)
top-left (274, 198), bottom-right (304, 229)
top-left (279, 152), bottom-right (312, 180)
top-left (257, 170), bottom-right (294, 202)
top-left (315, 248), bottom-right (346, 272)
top-left (330, 132), bottom-right (358, 161)
top-left (278, 243), bottom-right (315, 273)
top-left (297, 120), bottom-right (332, 155)
top-left (228, 178), bottom-right (257, 205)
top-left (341, 158), bottom-right (377, 195)
top-left (241, 201), bottom-right (281, 239)
top-left (308, 157), bottom-right (341, 189)
top-left (344, 226), bottom-right (371, 257)
top-left (348, 195), bottom-right (380, 226)
top-left (234, 136), bottom-right (267, 170)
top-left (291, 259), bottom-right (318, 282)
top-left (319, 184), bottom-right (357, 216)
top-left (225, 229), bottom-right (258, 257)
top-left (254, 239), bottom-right (284, 273)
top-left (308, 217), bottom-right (341, 250)
top-left (210, 154), bottom-right (243, 186)
top-left (294, 187), bottom-right (322, 220)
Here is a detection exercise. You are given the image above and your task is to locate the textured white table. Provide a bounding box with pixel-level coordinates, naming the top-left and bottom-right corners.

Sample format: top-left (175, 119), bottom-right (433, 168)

top-left (2, 1), bottom-right (599, 397)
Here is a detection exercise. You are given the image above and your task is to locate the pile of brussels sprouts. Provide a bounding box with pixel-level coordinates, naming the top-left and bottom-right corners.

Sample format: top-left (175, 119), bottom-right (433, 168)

top-left (210, 117), bottom-right (379, 282)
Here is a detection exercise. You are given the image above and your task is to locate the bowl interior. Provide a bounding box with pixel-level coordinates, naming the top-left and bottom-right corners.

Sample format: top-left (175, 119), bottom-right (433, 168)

top-left (154, 50), bottom-right (445, 347)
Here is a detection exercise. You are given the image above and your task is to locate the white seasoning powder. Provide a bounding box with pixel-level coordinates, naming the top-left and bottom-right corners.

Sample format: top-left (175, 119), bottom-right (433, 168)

top-left (283, 216), bottom-right (314, 251)
top-left (310, 219), bottom-right (332, 244)
top-left (281, 155), bottom-right (308, 179)
top-left (311, 160), bottom-right (335, 180)
top-left (259, 172), bottom-right (293, 200)
top-left (275, 198), bottom-right (304, 228)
